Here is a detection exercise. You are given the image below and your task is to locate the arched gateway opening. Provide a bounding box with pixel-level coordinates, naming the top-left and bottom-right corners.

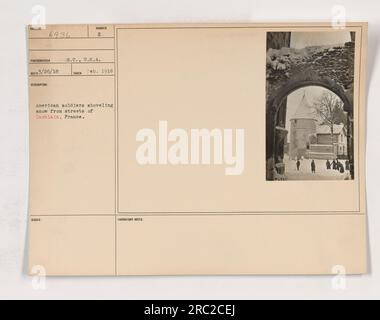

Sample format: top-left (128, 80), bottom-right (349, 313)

top-left (266, 31), bottom-right (355, 181)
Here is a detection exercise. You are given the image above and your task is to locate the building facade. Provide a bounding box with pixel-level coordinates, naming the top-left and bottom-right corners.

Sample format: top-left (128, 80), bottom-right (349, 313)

top-left (289, 93), bottom-right (317, 160)
top-left (314, 124), bottom-right (348, 158)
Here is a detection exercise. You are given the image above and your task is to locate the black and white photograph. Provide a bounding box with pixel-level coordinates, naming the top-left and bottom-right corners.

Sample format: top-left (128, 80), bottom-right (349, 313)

top-left (266, 31), bottom-right (356, 181)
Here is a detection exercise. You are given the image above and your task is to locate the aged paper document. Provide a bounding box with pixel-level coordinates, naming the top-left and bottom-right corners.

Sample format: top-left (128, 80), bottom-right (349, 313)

top-left (28, 23), bottom-right (368, 275)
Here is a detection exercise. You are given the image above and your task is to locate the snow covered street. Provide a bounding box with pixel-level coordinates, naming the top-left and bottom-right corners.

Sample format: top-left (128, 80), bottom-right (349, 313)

top-left (283, 157), bottom-right (350, 181)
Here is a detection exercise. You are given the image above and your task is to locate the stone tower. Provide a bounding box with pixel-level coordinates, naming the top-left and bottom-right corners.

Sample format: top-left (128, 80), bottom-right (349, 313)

top-left (289, 92), bottom-right (317, 160)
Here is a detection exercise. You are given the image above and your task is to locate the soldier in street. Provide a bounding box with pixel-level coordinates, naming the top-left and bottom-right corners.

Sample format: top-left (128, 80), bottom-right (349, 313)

top-left (311, 160), bottom-right (316, 174)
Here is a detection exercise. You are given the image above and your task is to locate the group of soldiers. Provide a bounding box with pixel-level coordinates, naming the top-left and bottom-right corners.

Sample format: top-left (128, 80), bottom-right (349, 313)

top-left (326, 159), bottom-right (350, 173)
top-left (295, 158), bottom-right (350, 175)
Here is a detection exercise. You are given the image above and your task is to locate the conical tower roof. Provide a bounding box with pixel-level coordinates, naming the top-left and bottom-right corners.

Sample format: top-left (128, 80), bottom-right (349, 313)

top-left (291, 92), bottom-right (316, 121)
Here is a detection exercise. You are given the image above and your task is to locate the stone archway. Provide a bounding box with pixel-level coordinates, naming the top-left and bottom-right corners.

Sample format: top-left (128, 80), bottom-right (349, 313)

top-left (266, 37), bottom-right (355, 180)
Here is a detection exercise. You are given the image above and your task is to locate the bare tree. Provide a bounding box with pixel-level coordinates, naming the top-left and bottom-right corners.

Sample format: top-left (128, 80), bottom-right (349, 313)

top-left (313, 92), bottom-right (346, 148)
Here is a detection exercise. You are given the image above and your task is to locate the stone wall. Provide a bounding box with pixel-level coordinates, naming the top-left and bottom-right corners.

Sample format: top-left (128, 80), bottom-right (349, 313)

top-left (266, 41), bottom-right (355, 109)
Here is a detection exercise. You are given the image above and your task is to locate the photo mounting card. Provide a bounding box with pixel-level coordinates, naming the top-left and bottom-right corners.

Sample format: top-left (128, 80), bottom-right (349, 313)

top-left (28, 23), bottom-right (368, 276)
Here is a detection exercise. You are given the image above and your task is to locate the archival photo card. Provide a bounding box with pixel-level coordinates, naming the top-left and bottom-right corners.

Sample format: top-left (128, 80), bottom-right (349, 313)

top-left (28, 23), bottom-right (368, 276)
